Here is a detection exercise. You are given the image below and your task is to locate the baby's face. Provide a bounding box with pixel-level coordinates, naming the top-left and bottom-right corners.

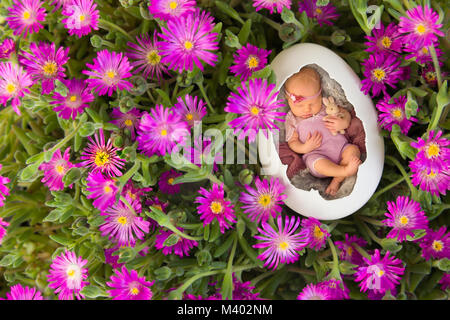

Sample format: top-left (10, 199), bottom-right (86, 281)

top-left (285, 80), bottom-right (322, 119)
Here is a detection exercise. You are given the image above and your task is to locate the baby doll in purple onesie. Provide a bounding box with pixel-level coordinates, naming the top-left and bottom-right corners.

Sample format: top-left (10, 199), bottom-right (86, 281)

top-left (284, 66), bottom-right (362, 196)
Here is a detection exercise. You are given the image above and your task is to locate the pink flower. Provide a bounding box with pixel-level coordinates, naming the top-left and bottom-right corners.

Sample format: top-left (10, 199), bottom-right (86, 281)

top-left (230, 43), bottom-right (271, 81)
top-left (6, 0), bottom-right (46, 38)
top-left (85, 171), bottom-right (119, 211)
top-left (39, 147), bottom-right (75, 191)
top-left (110, 107), bottom-right (143, 140)
top-left (61, 0), bottom-right (99, 38)
top-left (158, 169), bottom-right (182, 194)
top-left (297, 283), bottom-right (333, 300)
top-left (148, 0), bottom-right (196, 21)
top-left (376, 95), bottom-right (417, 135)
top-left (419, 227), bottom-right (450, 261)
top-left (0, 164), bottom-right (11, 208)
top-left (50, 79), bottom-right (94, 120)
top-left (0, 39), bottom-right (16, 59)
top-left (298, 217), bottom-right (330, 251)
top-left (298, 0), bottom-right (339, 26)
top-left (173, 94), bottom-right (207, 127)
top-left (107, 266), bottom-right (154, 300)
top-left (154, 227), bottom-right (198, 257)
top-left (5, 284), bottom-right (44, 300)
top-left (0, 61), bottom-right (33, 115)
top-left (253, 0), bottom-right (291, 14)
top-left (0, 217), bottom-right (9, 245)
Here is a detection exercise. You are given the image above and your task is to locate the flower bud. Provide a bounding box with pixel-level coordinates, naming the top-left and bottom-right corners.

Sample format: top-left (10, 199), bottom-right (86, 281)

top-left (90, 35), bottom-right (103, 48)
top-left (113, 135), bottom-right (123, 148)
top-left (331, 29), bottom-right (350, 46)
top-left (239, 169), bottom-right (253, 185)
top-left (154, 266), bottom-right (172, 280)
top-left (196, 250), bottom-right (212, 266)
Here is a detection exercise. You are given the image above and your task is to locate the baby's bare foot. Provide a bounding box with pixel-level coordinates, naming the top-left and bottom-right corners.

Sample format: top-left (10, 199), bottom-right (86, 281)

top-left (325, 178), bottom-right (341, 196)
top-left (343, 156), bottom-right (361, 177)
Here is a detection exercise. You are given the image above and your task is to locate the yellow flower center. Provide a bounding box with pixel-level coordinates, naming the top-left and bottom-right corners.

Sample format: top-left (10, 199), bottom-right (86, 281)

top-left (258, 194), bottom-right (272, 208)
top-left (67, 269), bottom-right (75, 277)
top-left (432, 240), bottom-right (443, 252)
top-left (426, 144), bottom-right (440, 158)
top-left (94, 151), bottom-right (110, 167)
top-left (372, 68), bottom-right (386, 81)
top-left (346, 246), bottom-right (353, 256)
top-left (127, 191), bottom-right (137, 200)
top-left (23, 11), bottom-right (31, 19)
top-left (250, 106), bottom-right (259, 115)
top-left (6, 83), bottom-right (16, 94)
top-left (381, 36), bottom-right (392, 48)
top-left (104, 185), bottom-right (113, 193)
top-left (147, 50), bottom-right (161, 65)
top-left (247, 56), bottom-right (259, 69)
top-left (186, 113), bottom-right (193, 121)
top-left (154, 205), bottom-right (162, 211)
top-left (70, 95), bottom-right (77, 102)
top-left (279, 241), bottom-right (289, 251)
top-left (56, 165), bottom-right (65, 174)
top-left (391, 108), bottom-right (403, 120)
top-left (124, 119), bottom-right (133, 126)
top-left (169, 1), bottom-right (178, 9)
top-left (399, 216), bottom-right (409, 225)
top-left (79, 15), bottom-right (85, 22)
top-left (416, 24), bottom-right (426, 34)
top-left (378, 270), bottom-right (385, 277)
top-left (426, 170), bottom-right (436, 178)
top-left (425, 72), bottom-right (436, 82)
top-left (130, 287), bottom-right (139, 295)
top-left (117, 216), bottom-right (127, 225)
top-left (184, 41), bottom-right (193, 50)
top-left (210, 201), bottom-right (223, 214)
top-left (42, 62), bottom-right (57, 76)
top-left (313, 225), bottom-right (324, 239)
top-left (315, 8), bottom-right (322, 15)
top-left (422, 47), bottom-right (429, 54)
top-left (167, 177), bottom-right (174, 185)
top-left (160, 129), bottom-right (168, 136)
top-left (106, 71), bottom-right (116, 79)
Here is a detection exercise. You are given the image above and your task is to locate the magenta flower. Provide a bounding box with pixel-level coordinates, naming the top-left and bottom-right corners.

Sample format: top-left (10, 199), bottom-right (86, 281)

top-left (158, 169), bottom-right (182, 194)
top-left (61, 0), bottom-right (99, 38)
top-left (39, 147), bottom-right (75, 191)
top-left (154, 227), bottom-right (198, 257)
top-left (104, 247), bottom-right (124, 269)
top-left (122, 181), bottom-right (152, 204)
top-left (297, 283), bottom-right (332, 300)
top-left (146, 196), bottom-right (168, 213)
top-left (421, 62), bottom-right (448, 87)
top-left (47, 250), bottom-right (89, 300)
top-left (127, 31), bottom-right (169, 82)
top-left (0, 217), bottom-right (9, 245)
top-left (239, 176), bottom-right (287, 225)
top-left (376, 95), bottom-right (417, 135)
top-left (80, 128), bottom-right (126, 177)
top-left (232, 275), bottom-right (261, 300)
top-left (298, 217), bottom-right (330, 251)
top-left (110, 107), bottom-right (142, 140)
top-left (158, 9), bottom-right (219, 73)
top-left (195, 183), bottom-right (236, 234)
top-left (183, 136), bottom-right (223, 171)
top-left (19, 42), bottom-right (70, 95)
top-left (398, 5), bottom-right (444, 49)
top-left (253, 215), bottom-right (305, 270)
top-left (0, 61), bottom-right (33, 115)
top-left (298, 0), bottom-right (339, 26)
top-left (148, 0), bottom-right (196, 21)
top-left (335, 234), bottom-right (367, 266)
top-left (0, 39), bottom-right (15, 60)
top-left (439, 273), bottom-right (450, 291)
top-left (318, 279), bottom-right (350, 300)
top-left (85, 171), bottom-right (119, 211)
top-left (5, 284), bottom-right (44, 300)
top-left (136, 104), bottom-right (189, 157)
top-left (365, 23), bottom-right (403, 55)
top-left (50, 79), bottom-right (94, 120)
top-left (230, 44), bottom-right (271, 81)
top-left (99, 196), bottom-right (150, 247)
top-left (107, 266), bottom-right (155, 300)
top-left (361, 52), bottom-right (403, 97)
top-left (184, 293), bottom-right (222, 300)
top-left (411, 130), bottom-right (449, 172)
top-left (354, 250), bottom-right (404, 295)
top-left (404, 44), bottom-right (443, 65)
top-left (419, 227), bottom-right (450, 261)
top-left (253, 0), bottom-right (291, 14)
top-left (6, 0), bottom-right (46, 38)
top-left (409, 158), bottom-right (449, 196)
top-left (82, 49), bottom-right (133, 96)
top-left (382, 196), bottom-right (428, 242)
top-left (0, 164), bottom-right (11, 208)
top-left (173, 94), bottom-right (207, 127)
top-left (49, 0), bottom-right (72, 11)
top-left (225, 78), bottom-right (286, 143)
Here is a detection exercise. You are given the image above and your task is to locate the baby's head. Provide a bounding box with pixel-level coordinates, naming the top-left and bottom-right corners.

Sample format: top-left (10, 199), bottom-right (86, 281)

top-left (284, 66), bottom-right (322, 118)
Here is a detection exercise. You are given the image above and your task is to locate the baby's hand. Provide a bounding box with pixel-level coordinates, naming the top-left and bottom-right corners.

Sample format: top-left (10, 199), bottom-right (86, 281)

top-left (304, 131), bottom-right (322, 153)
top-left (323, 115), bottom-right (348, 131)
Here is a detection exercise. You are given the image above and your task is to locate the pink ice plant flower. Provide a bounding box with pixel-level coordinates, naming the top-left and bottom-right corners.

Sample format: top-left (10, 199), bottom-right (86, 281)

top-left (239, 176), bottom-right (287, 225)
top-left (148, 0), bottom-right (196, 21)
top-left (126, 31), bottom-right (169, 83)
top-left (39, 147), bottom-right (75, 191)
top-left (158, 169), bottom-right (182, 194)
top-left (19, 42), bottom-right (70, 95)
top-left (230, 43), bottom-right (271, 81)
top-left (49, 0), bottom-right (72, 11)
top-left (0, 217), bottom-right (9, 245)
top-left (232, 275), bottom-right (261, 300)
top-left (183, 136), bottom-right (223, 171)
top-left (398, 5), bottom-right (444, 49)
top-left (6, 0), bottom-right (46, 38)
top-left (5, 284), bottom-right (44, 300)
top-left (364, 23), bottom-right (403, 55)
top-left (439, 273), bottom-right (450, 291)
top-left (107, 266), bottom-right (155, 300)
top-left (252, 0), bottom-right (291, 14)
top-left (361, 52), bottom-right (403, 98)
top-left (376, 95), bottom-right (417, 135)
top-left (82, 49), bottom-right (133, 96)
top-left (419, 227), bottom-right (450, 261)
top-left (61, 0), bottom-right (99, 38)
top-left (335, 234), bottom-right (367, 266)
top-left (173, 94), bottom-right (207, 127)
top-left (382, 196), bottom-right (429, 243)
top-left (253, 215), bottom-right (305, 270)
top-left (85, 171), bottom-right (119, 211)
top-left (154, 227), bottom-right (198, 257)
top-left (0, 61), bottom-right (33, 115)
top-left (421, 62), bottom-right (448, 87)
top-left (158, 9), bottom-right (219, 73)
top-left (121, 181), bottom-right (152, 204)
top-left (404, 44), bottom-right (443, 65)
top-left (0, 39), bottom-right (16, 60)
top-left (409, 159), bottom-right (449, 196)
top-left (99, 195), bottom-right (150, 247)
top-left (80, 128), bottom-right (126, 177)
top-left (195, 183), bottom-right (236, 234)
top-left (110, 107), bottom-right (142, 140)
top-left (354, 250), bottom-right (404, 295)
top-left (225, 78), bottom-right (286, 143)
top-left (298, 217), bottom-right (330, 251)
top-left (136, 104), bottom-right (189, 157)
top-left (47, 250), bottom-right (89, 300)
top-left (0, 164), bottom-right (11, 208)
top-left (50, 78), bottom-right (94, 120)
top-left (411, 130), bottom-right (449, 173)
top-left (297, 283), bottom-right (332, 300)
top-left (318, 279), bottom-right (350, 300)
top-left (104, 247), bottom-right (124, 269)
top-left (298, 0), bottom-right (339, 26)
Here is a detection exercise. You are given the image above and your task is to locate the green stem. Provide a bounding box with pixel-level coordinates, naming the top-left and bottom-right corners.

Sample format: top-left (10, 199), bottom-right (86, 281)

top-left (358, 215), bottom-right (384, 227)
top-left (286, 267), bottom-right (316, 276)
top-left (117, 158), bottom-right (141, 191)
top-left (208, 174), bottom-right (229, 192)
top-left (172, 270), bottom-right (220, 297)
top-left (353, 243), bottom-right (371, 259)
top-left (385, 155), bottom-right (418, 200)
top-left (98, 18), bottom-right (133, 41)
top-left (371, 176), bottom-right (406, 200)
top-left (197, 82), bottom-right (215, 114)
top-left (428, 45), bottom-right (442, 90)
top-left (327, 238), bottom-right (341, 280)
top-left (49, 120), bottom-right (83, 155)
top-left (357, 218), bottom-right (383, 246)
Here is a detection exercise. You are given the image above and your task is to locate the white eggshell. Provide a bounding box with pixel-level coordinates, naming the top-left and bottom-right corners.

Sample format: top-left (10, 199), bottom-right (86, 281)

top-left (258, 43), bottom-right (384, 220)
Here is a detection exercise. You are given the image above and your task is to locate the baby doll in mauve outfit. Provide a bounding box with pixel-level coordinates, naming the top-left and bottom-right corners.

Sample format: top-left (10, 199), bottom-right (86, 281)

top-left (284, 66), bottom-right (362, 195)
